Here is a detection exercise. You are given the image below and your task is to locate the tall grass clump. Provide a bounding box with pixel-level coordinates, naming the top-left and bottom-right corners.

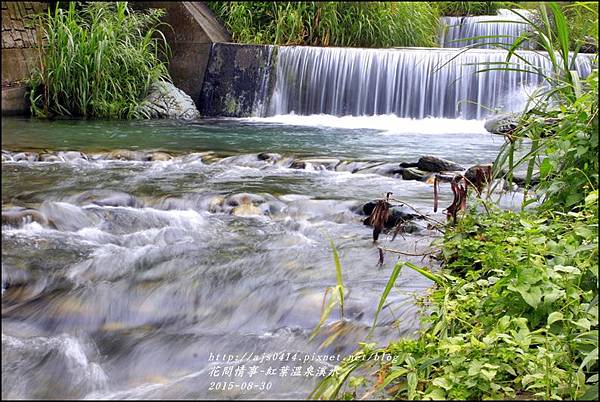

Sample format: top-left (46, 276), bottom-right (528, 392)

top-left (311, 2), bottom-right (598, 400)
top-left (29, 2), bottom-right (170, 119)
top-left (207, 2), bottom-right (440, 48)
top-left (563, 1), bottom-right (599, 52)
top-left (435, 1), bottom-right (507, 16)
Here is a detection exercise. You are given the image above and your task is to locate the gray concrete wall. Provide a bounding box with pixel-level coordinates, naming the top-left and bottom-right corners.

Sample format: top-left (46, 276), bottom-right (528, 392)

top-left (134, 2), bottom-right (231, 109)
top-left (199, 43), bottom-right (275, 117)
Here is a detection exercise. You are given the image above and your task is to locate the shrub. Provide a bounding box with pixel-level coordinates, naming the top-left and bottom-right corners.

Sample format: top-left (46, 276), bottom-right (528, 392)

top-left (28, 2), bottom-right (170, 118)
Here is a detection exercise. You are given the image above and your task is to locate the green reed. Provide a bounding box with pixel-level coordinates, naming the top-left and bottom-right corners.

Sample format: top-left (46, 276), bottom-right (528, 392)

top-left (207, 2), bottom-right (440, 48)
top-left (29, 2), bottom-right (170, 118)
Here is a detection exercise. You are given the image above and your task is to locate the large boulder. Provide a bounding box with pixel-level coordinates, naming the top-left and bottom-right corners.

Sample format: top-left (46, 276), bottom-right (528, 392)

top-left (136, 81), bottom-right (201, 120)
top-left (484, 112), bottom-right (520, 135)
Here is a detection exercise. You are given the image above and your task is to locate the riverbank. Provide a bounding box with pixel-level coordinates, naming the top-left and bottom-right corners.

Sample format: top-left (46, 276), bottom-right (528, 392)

top-left (313, 194), bottom-right (598, 399)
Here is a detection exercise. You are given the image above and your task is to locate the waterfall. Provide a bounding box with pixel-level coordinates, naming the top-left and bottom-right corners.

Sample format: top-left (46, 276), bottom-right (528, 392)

top-left (440, 9), bottom-right (535, 49)
top-left (267, 46), bottom-right (594, 120)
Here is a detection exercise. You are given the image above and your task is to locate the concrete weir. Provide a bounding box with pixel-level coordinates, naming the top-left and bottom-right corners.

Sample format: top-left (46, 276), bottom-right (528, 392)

top-left (198, 44), bottom-right (594, 119)
top-left (199, 43), bottom-right (275, 117)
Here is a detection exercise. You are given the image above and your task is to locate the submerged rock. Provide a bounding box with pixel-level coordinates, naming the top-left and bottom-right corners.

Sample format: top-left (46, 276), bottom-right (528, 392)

top-left (289, 160), bottom-right (307, 169)
top-left (2, 208), bottom-right (52, 228)
top-left (335, 161), bottom-right (370, 173)
top-left (40, 153), bottom-right (62, 162)
top-left (147, 152), bottom-right (173, 161)
top-left (231, 204), bottom-right (262, 216)
top-left (207, 196), bottom-right (225, 213)
top-left (257, 152), bottom-right (281, 163)
top-left (289, 158), bottom-right (340, 170)
top-left (1, 151), bottom-right (13, 162)
top-left (73, 189), bottom-right (142, 208)
top-left (136, 81), bottom-right (201, 120)
top-left (105, 149), bottom-right (147, 161)
top-left (225, 193), bottom-right (266, 207)
top-left (12, 152), bottom-right (39, 162)
top-left (57, 151), bottom-right (88, 161)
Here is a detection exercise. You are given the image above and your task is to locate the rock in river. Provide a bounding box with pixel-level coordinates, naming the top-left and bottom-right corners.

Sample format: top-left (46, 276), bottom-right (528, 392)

top-left (416, 155), bottom-right (464, 172)
top-left (105, 149), bottom-right (147, 161)
top-left (2, 208), bottom-right (52, 228)
top-left (400, 167), bottom-right (432, 182)
top-left (359, 201), bottom-right (421, 229)
top-left (135, 81), bottom-right (201, 120)
top-left (484, 112), bottom-right (520, 135)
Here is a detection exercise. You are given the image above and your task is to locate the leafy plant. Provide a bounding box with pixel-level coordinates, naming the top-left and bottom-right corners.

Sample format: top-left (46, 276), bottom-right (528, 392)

top-left (478, 2), bottom-right (599, 210)
top-left (28, 2), bottom-right (171, 118)
top-left (313, 195), bottom-right (598, 400)
top-left (312, 3), bottom-right (598, 400)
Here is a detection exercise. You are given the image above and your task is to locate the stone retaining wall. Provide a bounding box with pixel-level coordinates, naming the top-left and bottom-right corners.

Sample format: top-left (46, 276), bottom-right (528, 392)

top-left (1, 2), bottom-right (47, 115)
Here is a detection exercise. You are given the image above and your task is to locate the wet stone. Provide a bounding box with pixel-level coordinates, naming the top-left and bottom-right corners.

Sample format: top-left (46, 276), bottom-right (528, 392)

top-left (416, 155), bottom-right (464, 172)
top-left (257, 152), bottom-right (281, 162)
top-left (358, 201), bottom-right (421, 229)
top-left (40, 154), bottom-right (62, 162)
top-left (105, 149), bottom-right (147, 161)
top-left (147, 152), bottom-right (173, 161)
top-left (2, 208), bottom-right (51, 228)
top-left (12, 152), bottom-right (39, 162)
top-left (400, 167), bottom-right (432, 182)
top-left (57, 151), bottom-right (88, 161)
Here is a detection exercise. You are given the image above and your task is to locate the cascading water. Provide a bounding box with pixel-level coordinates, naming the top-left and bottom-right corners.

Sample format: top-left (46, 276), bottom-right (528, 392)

top-left (440, 9), bottom-right (536, 49)
top-left (267, 46), bottom-right (593, 119)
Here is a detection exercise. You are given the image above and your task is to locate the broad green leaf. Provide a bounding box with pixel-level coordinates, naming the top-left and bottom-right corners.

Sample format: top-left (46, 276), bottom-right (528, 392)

top-left (547, 311), bottom-right (564, 325)
top-left (580, 347), bottom-right (598, 370)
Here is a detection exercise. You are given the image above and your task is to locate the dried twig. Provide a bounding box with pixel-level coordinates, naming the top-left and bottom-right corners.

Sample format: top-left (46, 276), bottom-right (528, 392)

top-left (377, 246), bottom-right (435, 257)
top-left (388, 196), bottom-right (445, 231)
top-left (447, 175), bottom-right (467, 224)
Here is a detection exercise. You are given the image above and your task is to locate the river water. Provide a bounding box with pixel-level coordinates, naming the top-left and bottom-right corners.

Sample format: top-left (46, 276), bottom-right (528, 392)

top-left (2, 115), bottom-right (508, 399)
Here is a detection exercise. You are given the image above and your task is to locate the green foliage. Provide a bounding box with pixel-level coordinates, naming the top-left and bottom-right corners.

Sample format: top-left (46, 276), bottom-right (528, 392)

top-left (28, 2), bottom-right (171, 118)
top-left (561, 2), bottom-right (598, 52)
top-left (206, 2), bottom-right (440, 48)
top-left (313, 196), bottom-right (598, 400)
top-left (487, 2), bottom-right (598, 210)
top-left (312, 3), bottom-right (598, 399)
top-left (435, 1), bottom-right (508, 16)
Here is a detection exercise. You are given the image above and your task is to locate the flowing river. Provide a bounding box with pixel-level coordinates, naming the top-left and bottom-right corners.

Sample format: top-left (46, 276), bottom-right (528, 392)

top-left (2, 115), bottom-right (512, 399)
